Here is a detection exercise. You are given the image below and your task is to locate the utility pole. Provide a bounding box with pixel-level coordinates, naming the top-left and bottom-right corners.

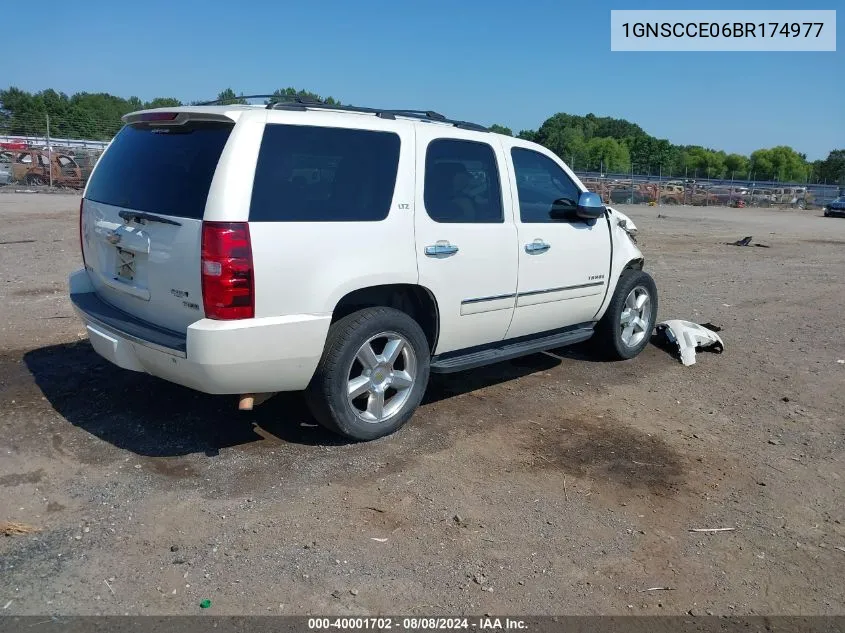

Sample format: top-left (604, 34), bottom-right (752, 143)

top-left (46, 113), bottom-right (53, 188)
top-left (658, 164), bottom-right (662, 206)
top-left (730, 171), bottom-right (735, 206)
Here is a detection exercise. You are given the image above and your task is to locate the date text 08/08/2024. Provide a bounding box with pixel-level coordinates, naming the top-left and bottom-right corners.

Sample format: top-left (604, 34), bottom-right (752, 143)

top-left (307, 617), bottom-right (529, 630)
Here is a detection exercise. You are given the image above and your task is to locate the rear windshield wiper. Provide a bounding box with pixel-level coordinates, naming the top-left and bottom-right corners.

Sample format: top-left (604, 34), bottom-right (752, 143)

top-left (118, 210), bottom-right (182, 227)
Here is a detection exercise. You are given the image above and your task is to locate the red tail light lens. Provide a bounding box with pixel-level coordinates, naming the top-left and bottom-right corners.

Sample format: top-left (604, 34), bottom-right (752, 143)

top-left (79, 198), bottom-right (86, 267)
top-left (201, 222), bottom-right (254, 320)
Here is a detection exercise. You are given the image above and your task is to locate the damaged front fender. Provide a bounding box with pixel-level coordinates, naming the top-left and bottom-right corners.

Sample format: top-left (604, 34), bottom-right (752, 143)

top-left (608, 206), bottom-right (638, 243)
top-left (592, 206), bottom-right (646, 322)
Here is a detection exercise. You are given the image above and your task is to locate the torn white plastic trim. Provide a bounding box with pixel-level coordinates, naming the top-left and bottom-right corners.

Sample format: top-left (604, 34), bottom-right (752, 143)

top-left (656, 320), bottom-right (724, 366)
top-left (617, 216), bottom-right (638, 241)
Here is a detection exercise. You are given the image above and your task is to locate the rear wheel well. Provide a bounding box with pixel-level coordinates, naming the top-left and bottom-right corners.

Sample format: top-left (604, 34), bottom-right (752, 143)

top-left (332, 285), bottom-right (439, 353)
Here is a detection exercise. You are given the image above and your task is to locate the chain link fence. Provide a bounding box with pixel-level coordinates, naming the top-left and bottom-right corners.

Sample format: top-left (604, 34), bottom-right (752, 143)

top-left (573, 171), bottom-right (841, 210)
top-left (0, 112), bottom-right (109, 189)
top-left (2, 111), bottom-right (841, 207)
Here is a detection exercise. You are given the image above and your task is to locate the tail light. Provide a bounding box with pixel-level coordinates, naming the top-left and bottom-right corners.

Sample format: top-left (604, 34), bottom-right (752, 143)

top-left (79, 198), bottom-right (86, 267)
top-left (201, 222), bottom-right (254, 320)
top-left (137, 112), bottom-right (179, 122)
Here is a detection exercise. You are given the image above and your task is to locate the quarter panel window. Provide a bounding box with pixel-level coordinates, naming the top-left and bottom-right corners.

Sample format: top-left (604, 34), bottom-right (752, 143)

top-left (250, 124), bottom-right (401, 222)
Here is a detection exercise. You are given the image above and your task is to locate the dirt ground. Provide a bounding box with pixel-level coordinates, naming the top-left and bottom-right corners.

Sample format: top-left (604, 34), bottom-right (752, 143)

top-left (0, 192), bottom-right (843, 616)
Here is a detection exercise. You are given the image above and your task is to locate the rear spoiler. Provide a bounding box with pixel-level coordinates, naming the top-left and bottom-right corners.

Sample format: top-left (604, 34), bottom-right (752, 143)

top-left (122, 110), bottom-right (237, 125)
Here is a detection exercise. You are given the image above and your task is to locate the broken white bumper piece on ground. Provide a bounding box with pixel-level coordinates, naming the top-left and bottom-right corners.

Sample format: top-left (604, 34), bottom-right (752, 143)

top-left (656, 320), bottom-right (724, 366)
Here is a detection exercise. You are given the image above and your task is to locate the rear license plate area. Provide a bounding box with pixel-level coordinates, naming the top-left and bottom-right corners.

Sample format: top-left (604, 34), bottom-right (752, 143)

top-left (116, 247), bottom-right (136, 281)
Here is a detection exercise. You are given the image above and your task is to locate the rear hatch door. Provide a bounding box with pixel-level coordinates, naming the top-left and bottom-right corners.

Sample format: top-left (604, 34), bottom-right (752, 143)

top-left (81, 112), bottom-right (234, 332)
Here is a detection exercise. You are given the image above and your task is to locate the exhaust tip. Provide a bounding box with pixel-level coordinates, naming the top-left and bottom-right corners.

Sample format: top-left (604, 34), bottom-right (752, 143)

top-left (238, 392), bottom-right (277, 411)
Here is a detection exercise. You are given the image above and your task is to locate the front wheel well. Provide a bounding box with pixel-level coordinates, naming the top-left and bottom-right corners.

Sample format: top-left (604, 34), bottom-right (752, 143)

top-left (623, 257), bottom-right (644, 271)
top-left (331, 284), bottom-right (439, 353)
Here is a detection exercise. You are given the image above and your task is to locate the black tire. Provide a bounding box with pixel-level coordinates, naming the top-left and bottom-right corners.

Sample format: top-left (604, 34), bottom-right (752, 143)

top-left (594, 269), bottom-right (658, 360)
top-left (26, 174), bottom-right (44, 186)
top-left (305, 307), bottom-right (430, 441)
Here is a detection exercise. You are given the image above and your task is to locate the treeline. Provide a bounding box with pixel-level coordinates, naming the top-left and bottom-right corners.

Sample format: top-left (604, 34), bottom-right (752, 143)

top-left (1, 86), bottom-right (842, 184)
top-left (493, 115), bottom-right (842, 184)
top-left (0, 87), bottom-right (339, 141)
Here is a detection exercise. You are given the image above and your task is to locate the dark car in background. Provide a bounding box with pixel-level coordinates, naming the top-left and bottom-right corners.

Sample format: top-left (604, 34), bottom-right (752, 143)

top-left (823, 196), bottom-right (845, 217)
top-left (608, 186), bottom-right (651, 204)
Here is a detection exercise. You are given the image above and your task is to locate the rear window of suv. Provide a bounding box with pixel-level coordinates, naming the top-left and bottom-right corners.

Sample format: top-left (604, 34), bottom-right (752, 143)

top-left (85, 120), bottom-right (234, 219)
top-left (249, 124), bottom-right (400, 222)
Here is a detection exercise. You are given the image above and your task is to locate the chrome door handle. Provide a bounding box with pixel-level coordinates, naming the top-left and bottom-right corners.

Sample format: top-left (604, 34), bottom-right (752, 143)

top-left (525, 240), bottom-right (550, 254)
top-left (425, 241), bottom-right (459, 258)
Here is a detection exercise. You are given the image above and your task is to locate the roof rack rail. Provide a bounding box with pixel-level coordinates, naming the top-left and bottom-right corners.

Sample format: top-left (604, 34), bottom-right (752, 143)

top-left (267, 101), bottom-right (488, 132)
top-left (195, 94), bottom-right (326, 106)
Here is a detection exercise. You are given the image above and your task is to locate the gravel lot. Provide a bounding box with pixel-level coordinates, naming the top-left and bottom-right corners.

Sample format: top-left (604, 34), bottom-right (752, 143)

top-left (1, 192), bottom-right (843, 616)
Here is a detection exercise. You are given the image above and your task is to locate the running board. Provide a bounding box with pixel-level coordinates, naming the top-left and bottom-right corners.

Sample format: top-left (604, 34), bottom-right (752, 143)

top-left (430, 325), bottom-right (595, 374)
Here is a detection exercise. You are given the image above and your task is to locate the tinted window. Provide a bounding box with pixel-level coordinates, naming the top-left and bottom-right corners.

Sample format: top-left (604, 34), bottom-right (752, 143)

top-left (86, 121), bottom-right (233, 219)
top-left (249, 124), bottom-right (400, 222)
top-left (424, 139), bottom-right (503, 223)
top-left (511, 148), bottom-right (581, 223)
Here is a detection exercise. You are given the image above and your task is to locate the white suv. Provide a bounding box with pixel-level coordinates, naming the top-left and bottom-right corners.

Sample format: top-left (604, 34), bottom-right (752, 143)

top-left (69, 98), bottom-right (657, 441)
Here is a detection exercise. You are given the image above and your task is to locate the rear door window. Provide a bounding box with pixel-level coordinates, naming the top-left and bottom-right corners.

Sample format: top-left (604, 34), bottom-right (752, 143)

top-left (85, 120), bottom-right (234, 219)
top-left (249, 124), bottom-right (400, 222)
top-left (423, 139), bottom-right (503, 223)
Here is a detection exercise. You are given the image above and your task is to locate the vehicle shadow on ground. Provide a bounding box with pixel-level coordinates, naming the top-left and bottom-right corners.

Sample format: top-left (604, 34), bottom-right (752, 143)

top-left (23, 341), bottom-right (339, 457)
top-left (23, 338), bottom-right (666, 457)
top-left (22, 341), bottom-right (568, 456)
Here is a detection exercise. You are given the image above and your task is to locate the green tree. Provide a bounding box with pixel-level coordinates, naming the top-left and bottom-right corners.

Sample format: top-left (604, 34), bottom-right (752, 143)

top-left (813, 149), bottom-right (845, 184)
top-left (650, 138), bottom-right (674, 174)
top-left (535, 114), bottom-right (588, 165)
top-left (684, 147), bottom-right (726, 179)
top-left (516, 129), bottom-right (537, 142)
top-left (584, 137), bottom-right (630, 172)
top-left (749, 146), bottom-right (808, 182)
top-left (144, 97), bottom-right (183, 109)
top-left (215, 88), bottom-right (247, 105)
top-left (724, 153), bottom-right (750, 178)
top-left (626, 136), bottom-right (655, 173)
top-left (489, 124), bottom-right (512, 136)
top-left (269, 87), bottom-right (340, 105)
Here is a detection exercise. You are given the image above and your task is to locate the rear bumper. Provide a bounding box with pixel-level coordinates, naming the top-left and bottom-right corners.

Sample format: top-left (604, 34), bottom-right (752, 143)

top-left (69, 269), bottom-right (330, 394)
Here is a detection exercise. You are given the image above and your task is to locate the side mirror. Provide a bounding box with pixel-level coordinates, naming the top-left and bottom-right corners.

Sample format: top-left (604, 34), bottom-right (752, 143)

top-left (549, 197), bottom-right (578, 220)
top-left (576, 191), bottom-right (606, 220)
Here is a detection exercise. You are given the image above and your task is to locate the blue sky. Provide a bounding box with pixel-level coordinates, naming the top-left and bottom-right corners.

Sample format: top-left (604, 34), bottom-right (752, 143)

top-left (5, 0), bottom-right (842, 159)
